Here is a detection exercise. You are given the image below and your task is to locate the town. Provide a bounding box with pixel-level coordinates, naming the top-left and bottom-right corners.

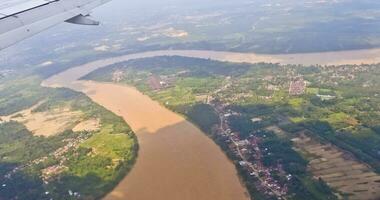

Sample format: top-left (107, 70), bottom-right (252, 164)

top-left (2, 131), bottom-right (93, 199)
top-left (211, 101), bottom-right (289, 199)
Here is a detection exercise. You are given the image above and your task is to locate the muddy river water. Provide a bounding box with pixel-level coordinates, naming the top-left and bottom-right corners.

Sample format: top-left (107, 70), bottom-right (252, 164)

top-left (42, 49), bottom-right (380, 200)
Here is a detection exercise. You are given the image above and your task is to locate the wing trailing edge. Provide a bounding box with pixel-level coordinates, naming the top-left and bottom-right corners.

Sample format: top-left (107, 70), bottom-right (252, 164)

top-left (0, 0), bottom-right (111, 50)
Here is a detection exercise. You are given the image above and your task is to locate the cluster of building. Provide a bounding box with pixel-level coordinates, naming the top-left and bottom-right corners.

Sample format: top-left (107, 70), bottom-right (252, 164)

top-left (41, 165), bottom-right (67, 183)
top-left (234, 135), bottom-right (289, 197)
top-left (4, 133), bottom-right (91, 185)
top-left (211, 102), bottom-right (289, 199)
top-left (312, 64), bottom-right (375, 86)
top-left (41, 133), bottom-right (91, 183)
top-left (289, 77), bottom-right (306, 96)
top-left (112, 70), bottom-right (125, 82)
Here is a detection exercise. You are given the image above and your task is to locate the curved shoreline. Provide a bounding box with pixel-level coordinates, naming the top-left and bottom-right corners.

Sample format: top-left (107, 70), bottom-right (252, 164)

top-left (43, 48), bottom-right (380, 88)
top-left (41, 48), bottom-right (380, 199)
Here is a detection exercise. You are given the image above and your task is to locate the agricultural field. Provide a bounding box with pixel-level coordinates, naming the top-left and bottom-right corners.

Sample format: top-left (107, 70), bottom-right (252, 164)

top-left (293, 133), bottom-right (380, 200)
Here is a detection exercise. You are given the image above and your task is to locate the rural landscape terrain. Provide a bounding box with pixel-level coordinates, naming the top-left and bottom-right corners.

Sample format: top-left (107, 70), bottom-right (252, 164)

top-left (81, 55), bottom-right (380, 199)
top-left (0, 74), bottom-right (138, 199)
top-left (0, 0), bottom-right (380, 199)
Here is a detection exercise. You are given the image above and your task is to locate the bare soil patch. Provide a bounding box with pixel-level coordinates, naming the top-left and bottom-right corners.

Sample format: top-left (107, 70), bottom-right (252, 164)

top-left (0, 103), bottom-right (83, 136)
top-left (72, 118), bottom-right (100, 132)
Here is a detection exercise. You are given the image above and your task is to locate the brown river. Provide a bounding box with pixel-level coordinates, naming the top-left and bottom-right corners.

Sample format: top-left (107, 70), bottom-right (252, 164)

top-left (42, 49), bottom-right (380, 200)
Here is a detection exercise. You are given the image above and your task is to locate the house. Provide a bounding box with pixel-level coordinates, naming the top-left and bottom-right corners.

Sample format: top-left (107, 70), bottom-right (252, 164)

top-left (236, 139), bottom-right (250, 146)
top-left (239, 161), bottom-right (249, 166)
top-left (251, 117), bottom-right (263, 123)
top-left (317, 94), bottom-right (336, 101)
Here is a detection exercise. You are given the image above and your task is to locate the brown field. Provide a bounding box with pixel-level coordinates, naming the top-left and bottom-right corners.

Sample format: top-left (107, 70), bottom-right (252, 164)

top-left (293, 133), bottom-right (380, 200)
top-left (0, 103), bottom-right (100, 136)
top-left (72, 118), bottom-right (100, 132)
top-left (0, 103), bottom-right (83, 136)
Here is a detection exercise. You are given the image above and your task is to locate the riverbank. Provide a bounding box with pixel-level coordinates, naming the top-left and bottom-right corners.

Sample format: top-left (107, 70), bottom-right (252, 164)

top-left (41, 48), bottom-right (380, 199)
top-left (43, 48), bottom-right (380, 88)
top-left (43, 82), bottom-right (250, 199)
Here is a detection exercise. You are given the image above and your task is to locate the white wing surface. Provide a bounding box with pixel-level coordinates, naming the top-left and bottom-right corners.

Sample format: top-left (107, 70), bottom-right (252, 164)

top-left (0, 0), bottom-right (111, 50)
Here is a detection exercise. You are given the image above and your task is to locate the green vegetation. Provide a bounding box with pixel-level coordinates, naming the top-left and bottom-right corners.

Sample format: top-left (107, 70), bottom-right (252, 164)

top-left (85, 56), bottom-right (380, 199)
top-left (0, 76), bottom-right (48, 116)
top-left (0, 74), bottom-right (137, 199)
top-left (185, 104), bottom-right (220, 134)
top-left (0, 121), bottom-right (69, 164)
top-left (259, 132), bottom-right (336, 200)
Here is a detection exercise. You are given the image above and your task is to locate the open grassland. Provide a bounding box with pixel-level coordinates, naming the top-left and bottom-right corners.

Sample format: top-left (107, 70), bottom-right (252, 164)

top-left (293, 133), bottom-right (380, 200)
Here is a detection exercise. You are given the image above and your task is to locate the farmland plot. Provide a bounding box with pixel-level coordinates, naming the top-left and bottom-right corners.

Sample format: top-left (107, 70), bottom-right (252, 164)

top-left (293, 133), bottom-right (380, 200)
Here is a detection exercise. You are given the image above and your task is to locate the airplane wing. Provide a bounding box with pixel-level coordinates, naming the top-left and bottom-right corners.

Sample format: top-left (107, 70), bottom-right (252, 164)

top-left (0, 0), bottom-right (111, 50)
